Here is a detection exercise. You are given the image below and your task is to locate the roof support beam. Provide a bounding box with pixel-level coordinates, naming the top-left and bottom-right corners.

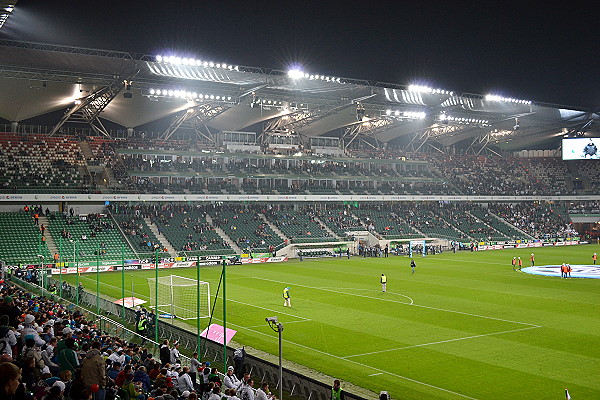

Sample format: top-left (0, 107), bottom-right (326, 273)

top-left (50, 70), bottom-right (138, 137)
top-left (160, 102), bottom-right (231, 141)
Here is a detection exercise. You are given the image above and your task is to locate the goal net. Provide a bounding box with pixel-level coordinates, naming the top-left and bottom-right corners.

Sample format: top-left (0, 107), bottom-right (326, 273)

top-left (147, 275), bottom-right (211, 320)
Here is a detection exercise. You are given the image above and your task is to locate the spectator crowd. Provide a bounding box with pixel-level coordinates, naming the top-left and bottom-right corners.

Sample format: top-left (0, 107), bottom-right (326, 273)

top-left (0, 279), bottom-right (273, 400)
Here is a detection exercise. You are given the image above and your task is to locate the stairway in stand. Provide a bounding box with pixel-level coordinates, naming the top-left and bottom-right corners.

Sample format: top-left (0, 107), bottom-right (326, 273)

top-left (143, 217), bottom-right (178, 256)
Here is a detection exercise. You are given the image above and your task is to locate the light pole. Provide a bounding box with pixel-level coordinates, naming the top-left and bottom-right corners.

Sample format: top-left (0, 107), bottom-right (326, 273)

top-left (266, 316), bottom-right (284, 400)
top-left (37, 255), bottom-right (45, 295)
top-left (70, 240), bottom-right (79, 305)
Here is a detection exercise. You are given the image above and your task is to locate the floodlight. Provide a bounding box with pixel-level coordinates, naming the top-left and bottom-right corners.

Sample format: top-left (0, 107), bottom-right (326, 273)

top-left (288, 69), bottom-right (304, 80)
top-left (156, 55), bottom-right (163, 62)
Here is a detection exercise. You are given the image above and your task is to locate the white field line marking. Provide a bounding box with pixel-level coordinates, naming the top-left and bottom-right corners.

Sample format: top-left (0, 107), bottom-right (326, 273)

top-left (77, 275), bottom-right (310, 321)
top-left (316, 287), bottom-right (414, 305)
top-left (80, 275), bottom-right (477, 398)
top-left (368, 372), bottom-right (383, 376)
top-left (342, 326), bottom-right (541, 359)
top-left (244, 319), bottom-right (312, 329)
top-left (252, 276), bottom-right (540, 328)
top-left (213, 318), bottom-right (479, 400)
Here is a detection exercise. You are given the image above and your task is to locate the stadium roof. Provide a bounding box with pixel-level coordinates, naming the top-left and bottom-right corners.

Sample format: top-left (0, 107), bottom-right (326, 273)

top-left (0, 1), bottom-right (17, 29)
top-left (0, 39), bottom-right (598, 152)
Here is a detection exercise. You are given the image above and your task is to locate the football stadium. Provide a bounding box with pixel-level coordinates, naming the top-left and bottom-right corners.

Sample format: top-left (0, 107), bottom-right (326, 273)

top-left (0, 3), bottom-right (599, 400)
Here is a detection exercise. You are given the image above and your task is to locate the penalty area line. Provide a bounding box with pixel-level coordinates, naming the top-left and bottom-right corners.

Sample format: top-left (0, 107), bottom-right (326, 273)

top-left (315, 287), bottom-right (414, 305)
top-left (76, 275), bottom-right (311, 321)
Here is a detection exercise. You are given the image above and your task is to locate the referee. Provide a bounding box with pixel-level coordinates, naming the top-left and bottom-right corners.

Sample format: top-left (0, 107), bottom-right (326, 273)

top-left (283, 287), bottom-right (291, 307)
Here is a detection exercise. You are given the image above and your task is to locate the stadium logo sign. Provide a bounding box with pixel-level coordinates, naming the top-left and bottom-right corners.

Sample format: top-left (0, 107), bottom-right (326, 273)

top-left (522, 265), bottom-right (600, 279)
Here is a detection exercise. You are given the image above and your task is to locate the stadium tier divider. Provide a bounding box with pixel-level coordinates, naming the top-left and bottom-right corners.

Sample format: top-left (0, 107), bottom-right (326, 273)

top-left (15, 275), bottom-right (369, 400)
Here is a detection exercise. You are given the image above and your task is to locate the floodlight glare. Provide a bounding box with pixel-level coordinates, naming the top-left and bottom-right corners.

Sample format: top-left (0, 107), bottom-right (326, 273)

top-left (156, 55), bottom-right (163, 62)
top-left (288, 69), bottom-right (304, 80)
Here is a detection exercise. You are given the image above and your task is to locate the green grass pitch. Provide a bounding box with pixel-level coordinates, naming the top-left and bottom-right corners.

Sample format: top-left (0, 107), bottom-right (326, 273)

top-left (61, 245), bottom-right (600, 399)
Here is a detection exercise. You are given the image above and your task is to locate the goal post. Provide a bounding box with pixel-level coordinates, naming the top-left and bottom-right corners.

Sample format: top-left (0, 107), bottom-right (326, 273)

top-left (409, 240), bottom-right (426, 257)
top-left (147, 275), bottom-right (211, 320)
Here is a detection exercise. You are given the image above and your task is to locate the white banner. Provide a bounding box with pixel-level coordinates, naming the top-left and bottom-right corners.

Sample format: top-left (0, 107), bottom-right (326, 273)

top-left (3, 194), bottom-right (600, 202)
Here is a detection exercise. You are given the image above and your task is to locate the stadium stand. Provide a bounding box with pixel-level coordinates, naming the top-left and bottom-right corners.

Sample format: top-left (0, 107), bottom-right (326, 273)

top-left (148, 204), bottom-right (235, 256)
top-left (351, 205), bottom-right (422, 239)
top-left (110, 211), bottom-right (168, 256)
top-left (1, 133), bottom-right (598, 197)
top-left (0, 211), bottom-right (52, 263)
top-left (313, 207), bottom-right (364, 239)
top-left (210, 205), bottom-right (283, 253)
top-left (468, 208), bottom-right (525, 240)
top-left (0, 134), bottom-right (88, 193)
top-left (45, 212), bottom-right (136, 261)
top-left (263, 206), bottom-right (337, 243)
top-left (489, 202), bottom-right (577, 239)
top-left (427, 154), bottom-right (574, 195)
top-left (392, 203), bottom-right (471, 241)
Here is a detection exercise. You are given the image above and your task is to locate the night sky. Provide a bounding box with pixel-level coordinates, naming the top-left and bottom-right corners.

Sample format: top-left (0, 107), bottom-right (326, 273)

top-left (1, 1), bottom-right (599, 109)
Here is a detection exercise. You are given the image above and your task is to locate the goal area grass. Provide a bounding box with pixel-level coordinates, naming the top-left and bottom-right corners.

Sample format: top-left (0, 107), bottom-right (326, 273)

top-left (62, 244), bottom-right (600, 399)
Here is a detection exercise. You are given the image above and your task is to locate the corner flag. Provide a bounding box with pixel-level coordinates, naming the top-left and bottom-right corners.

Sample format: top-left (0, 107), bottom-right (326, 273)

top-left (565, 388), bottom-right (571, 400)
